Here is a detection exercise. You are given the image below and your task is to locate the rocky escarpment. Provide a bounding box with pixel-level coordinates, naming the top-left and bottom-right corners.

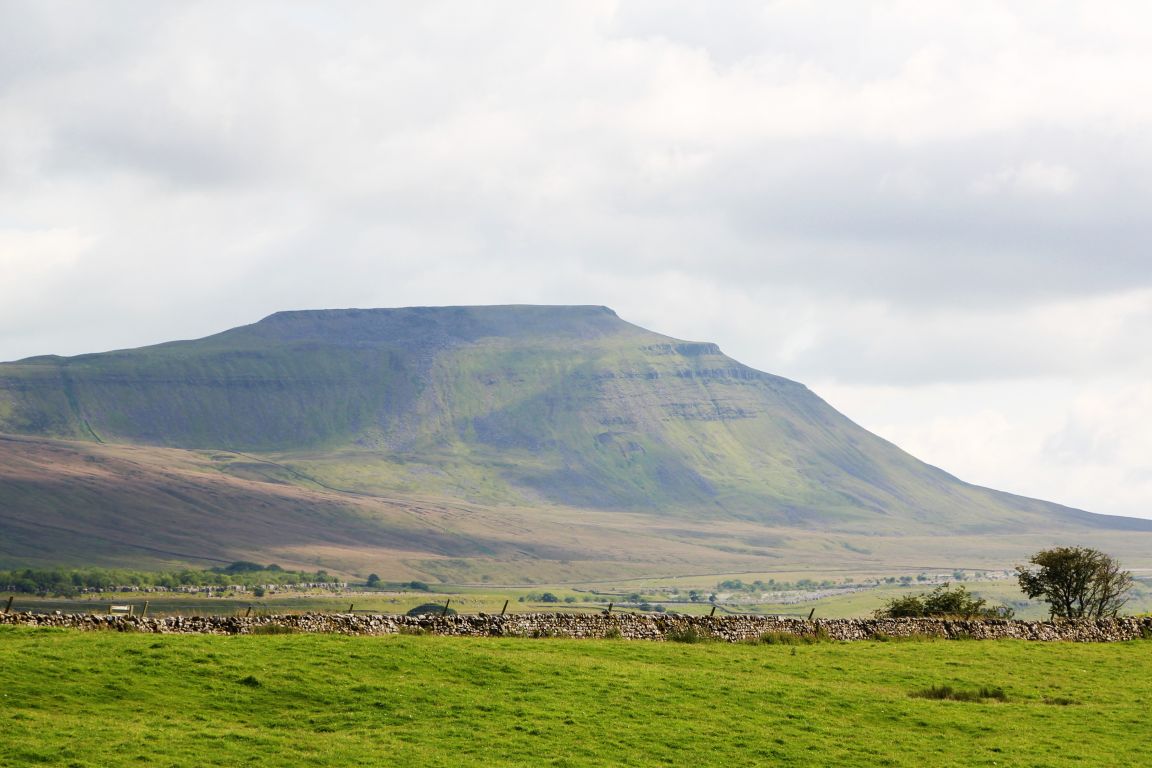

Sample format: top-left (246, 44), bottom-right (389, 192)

top-left (4, 611), bottom-right (1151, 642)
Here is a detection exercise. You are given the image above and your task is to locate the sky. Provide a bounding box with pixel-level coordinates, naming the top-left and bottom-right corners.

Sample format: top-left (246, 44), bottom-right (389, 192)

top-left (2, 1), bottom-right (1151, 519)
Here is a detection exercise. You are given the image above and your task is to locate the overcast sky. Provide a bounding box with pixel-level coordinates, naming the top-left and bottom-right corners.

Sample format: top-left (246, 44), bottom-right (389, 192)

top-left (3, 1), bottom-right (1151, 519)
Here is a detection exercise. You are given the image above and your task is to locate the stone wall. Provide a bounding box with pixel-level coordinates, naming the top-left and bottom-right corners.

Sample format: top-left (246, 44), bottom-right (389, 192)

top-left (3, 610), bottom-right (1151, 642)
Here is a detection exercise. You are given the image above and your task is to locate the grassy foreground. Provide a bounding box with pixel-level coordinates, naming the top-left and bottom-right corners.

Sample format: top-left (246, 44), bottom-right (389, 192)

top-left (2, 628), bottom-right (1150, 767)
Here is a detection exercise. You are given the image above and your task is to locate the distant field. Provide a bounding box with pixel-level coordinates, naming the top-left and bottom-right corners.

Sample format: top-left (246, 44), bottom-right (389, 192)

top-left (8, 573), bottom-right (1150, 621)
top-left (2, 627), bottom-right (1150, 767)
top-left (7, 574), bottom-right (1151, 622)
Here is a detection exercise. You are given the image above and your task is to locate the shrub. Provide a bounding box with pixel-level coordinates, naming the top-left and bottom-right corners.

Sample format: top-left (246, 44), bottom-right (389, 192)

top-left (406, 603), bottom-right (456, 617)
top-left (911, 685), bottom-right (1008, 703)
top-left (1043, 696), bottom-right (1079, 706)
top-left (248, 623), bottom-right (297, 635)
top-left (871, 631), bottom-right (938, 643)
top-left (875, 583), bottom-right (1013, 619)
top-left (666, 625), bottom-right (712, 644)
top-left (223, 561), bottom-right (265, 574)
top-left (758, 631), bottom-right (817, 645)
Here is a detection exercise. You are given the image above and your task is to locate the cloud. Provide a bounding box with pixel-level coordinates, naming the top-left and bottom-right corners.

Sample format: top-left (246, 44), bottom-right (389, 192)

top-left (973, 162), bottom-right (1078, 197)
top-left (1, 1), bottom-right (1151, 516)
top-left (5, 1), bottom-right (1151, 354)
top-left (817, 377), bottom-right (1152, 520)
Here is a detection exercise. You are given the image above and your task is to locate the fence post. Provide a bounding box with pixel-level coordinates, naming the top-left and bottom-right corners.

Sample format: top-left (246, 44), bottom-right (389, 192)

top-left (245, 606), bottom-right (252, 617)
top-left (348, 604), bottom-right (354, 613)
top-left (141, 601), bottom-right (149, 618)
top-left (807, 607), bottom-right (815, 621)
top-left (4, 595), bottom-right (13, 614)
top-left (500, 599), bottom-right (509, 617)
top-left (606, 602), bottom-right (613, 614)
top-left (440, 599), bottom-right (451, 617)
top-left (710, 606), bottom-right (716, 617)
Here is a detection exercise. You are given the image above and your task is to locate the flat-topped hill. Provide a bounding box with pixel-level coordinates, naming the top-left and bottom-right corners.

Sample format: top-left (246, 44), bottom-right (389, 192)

top-left (1, 305), bottom-right (1148, 574)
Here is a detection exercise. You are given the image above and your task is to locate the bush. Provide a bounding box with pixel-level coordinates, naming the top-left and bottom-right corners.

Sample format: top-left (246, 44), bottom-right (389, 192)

top-left (757, 631), bottom-right (818, 646)
top-left (911, 685), bottom-right (1008, 703)
top-left (405, 603), bottom-right (456, 617)
top-left (666, 625), bottom-right (712, 644)
top-left (248, 623), bottom-right (296, 635)
top-left (222, 561), bottom-right (265, 574)
top-left (875, 583), bottom-right (1013, 619)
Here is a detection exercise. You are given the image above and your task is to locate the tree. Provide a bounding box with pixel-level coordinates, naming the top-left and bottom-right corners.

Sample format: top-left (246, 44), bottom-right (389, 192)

top-left (1016, 547), bottom-right (1134, 619)
top-left (365, 573), bottom-right (381, 588)
top-left (875, 583), bottom-right (1013, 619)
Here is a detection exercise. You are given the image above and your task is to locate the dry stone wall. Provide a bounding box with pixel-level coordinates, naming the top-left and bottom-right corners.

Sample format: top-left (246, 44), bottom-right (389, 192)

top-left (3, 611), bottom-right (1151, 642)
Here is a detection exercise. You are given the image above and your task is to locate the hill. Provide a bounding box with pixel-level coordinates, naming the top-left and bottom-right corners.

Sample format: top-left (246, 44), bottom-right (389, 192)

top-left (2, 305), bottom-right (1149, 578)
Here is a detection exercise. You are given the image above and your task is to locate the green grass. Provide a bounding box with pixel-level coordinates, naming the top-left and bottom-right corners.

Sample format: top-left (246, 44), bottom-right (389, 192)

top-left (2, 627), bottom-right (1151, 766)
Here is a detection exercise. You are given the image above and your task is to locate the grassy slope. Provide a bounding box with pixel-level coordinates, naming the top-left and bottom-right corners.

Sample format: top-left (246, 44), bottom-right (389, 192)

top-left (0, 434), bottom-right (850, 579)
top-left (2, 627), bottom-right (1151, 767)
top-left (3, 305), bottom-right (1151, 576)
top-left (7, 433), bottom-right (1152, 579)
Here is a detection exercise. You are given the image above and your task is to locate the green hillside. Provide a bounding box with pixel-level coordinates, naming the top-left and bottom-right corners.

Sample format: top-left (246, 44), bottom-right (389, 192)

top-left (1, 305), bottom-right (1149, 574)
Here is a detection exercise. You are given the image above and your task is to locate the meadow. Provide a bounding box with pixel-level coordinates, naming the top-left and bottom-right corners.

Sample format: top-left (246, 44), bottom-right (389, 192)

top-left (2, 626), bottom-right (1150, 767)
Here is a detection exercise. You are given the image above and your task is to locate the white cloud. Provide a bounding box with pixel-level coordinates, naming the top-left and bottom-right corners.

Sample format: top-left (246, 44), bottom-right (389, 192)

top-left (973, 162), bottom-right (1077, 196)
top-left (0, 227), bottom-right (92, 273)
top-left (0, 1), bottom-right (1150, 517)
top-left (815, 378), bottom-right (1152, 520)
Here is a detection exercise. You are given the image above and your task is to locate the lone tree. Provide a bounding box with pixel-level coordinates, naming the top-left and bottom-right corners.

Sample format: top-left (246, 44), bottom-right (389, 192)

top-left (1016, 546), bottom-right (1134, 619)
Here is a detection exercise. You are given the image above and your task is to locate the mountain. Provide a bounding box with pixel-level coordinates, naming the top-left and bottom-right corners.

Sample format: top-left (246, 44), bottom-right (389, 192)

top-left (2, 305), bottom-right (1149, 578)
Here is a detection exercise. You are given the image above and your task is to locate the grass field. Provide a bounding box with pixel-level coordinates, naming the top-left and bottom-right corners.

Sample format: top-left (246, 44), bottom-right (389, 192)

top-left (2, 626), bottom-right (1150, 767)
